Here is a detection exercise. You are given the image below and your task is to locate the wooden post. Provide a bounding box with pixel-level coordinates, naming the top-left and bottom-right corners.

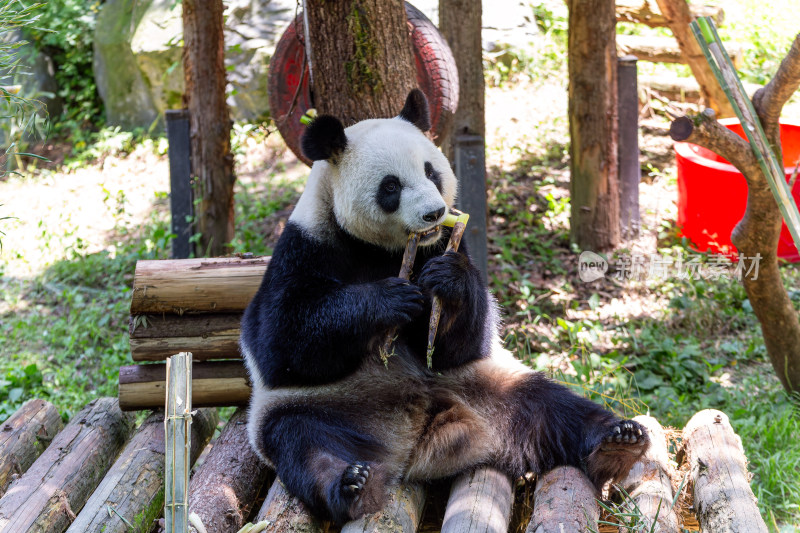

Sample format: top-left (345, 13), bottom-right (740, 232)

top-left (0, 399), bottom-right (63, 498)
top-left (0, 398), bottom-right (134, 533)
top-left (618, 55), bottom-right (640, 239)
top-left (440, 468), bottom-right (513, 533)
top-left (64, 409), bottom-right (217, 533)
top-left (166, 109), bottom-right (193, 260)
top-left (681, 410), bottom-right (768, 532)
top-left (567, 0), bottom-right (620, 251)
top-left (526, 466), bottom-right (599, 532)
top-left (454, 135), bottom-right (489, 283)
top-left (182, 0), bottom-right (235, 257)
top-left (188, 409), bottom-right (273, 533)
top-left (254, 478), bottom-right (326, 532)
top-left (616, 415), bottom-right (680, 532)
top-left (165, 353), bottom-right (193, 533)
top-left (341, 484), bottom-right (426, 533)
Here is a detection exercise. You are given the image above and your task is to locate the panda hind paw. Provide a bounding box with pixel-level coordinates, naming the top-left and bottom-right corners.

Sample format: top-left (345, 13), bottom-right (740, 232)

top-left (601, 420), bottom-right (648, 452)
top-left (341, 463), bottom-right (372, 500)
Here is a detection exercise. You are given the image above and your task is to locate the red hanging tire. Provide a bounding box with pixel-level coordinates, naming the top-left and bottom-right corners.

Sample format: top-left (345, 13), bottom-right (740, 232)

top-left (268, 3), bottom-right (459, 166)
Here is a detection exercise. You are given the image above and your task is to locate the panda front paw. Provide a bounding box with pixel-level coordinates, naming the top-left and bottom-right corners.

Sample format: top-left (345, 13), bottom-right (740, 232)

top-left (418, 251), bottom-right (472, 302)
top-left (376, 277), bottom-right (425, 326)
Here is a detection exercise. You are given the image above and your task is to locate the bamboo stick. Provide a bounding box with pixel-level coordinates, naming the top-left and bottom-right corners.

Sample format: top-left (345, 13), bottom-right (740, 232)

top-left (165, 353), bottom-right (193, 533)
top-left (380, 232), bottom-right (423, 363)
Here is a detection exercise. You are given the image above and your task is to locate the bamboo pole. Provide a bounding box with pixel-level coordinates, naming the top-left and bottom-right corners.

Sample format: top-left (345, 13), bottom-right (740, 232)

top-left (165, 353), bottom-right (193, 533)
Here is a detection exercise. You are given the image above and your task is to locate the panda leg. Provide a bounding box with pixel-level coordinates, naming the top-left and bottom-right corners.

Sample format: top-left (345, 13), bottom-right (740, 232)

top-left (259, 408), bottom-right (390, 524)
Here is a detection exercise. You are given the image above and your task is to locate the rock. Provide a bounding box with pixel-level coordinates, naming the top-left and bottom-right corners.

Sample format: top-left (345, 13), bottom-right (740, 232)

top-left (93, 0), bottom-right (295, 129)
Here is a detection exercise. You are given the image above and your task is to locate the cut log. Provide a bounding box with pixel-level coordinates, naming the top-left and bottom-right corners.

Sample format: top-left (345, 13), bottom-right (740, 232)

top-left (118, 361), bottom-right (250, 411)
top-left (0, 398), bottom-right (135, 533)
top-left (440, 467), bottom-right (513, 533)
top-left (641, 75), bottom-right (703, 102)
top-left (255, 478), bottom-right (327, 532)
top-left (616, 415), bottom-right (680, 533)
top-left (64, 408), bottom-right (217, 533)
top-left (188, 409), bottom-right (273, 533)
top-left (129, 256), bottom-right (268, 315)
top-left (0, 399), bottom-right (63, 497)
top-left (615, 0), bottom-right (724, 28)
top-left (526, 466), bottom-right (599, 533)
top-left (681, 409), bottom-right (768, 533)
top-left (130, 313), bottom-right (242, 361)
top-left (617, 35), bottom-right (742, 68)
top-left (341, 484), bottom-right (426, 533)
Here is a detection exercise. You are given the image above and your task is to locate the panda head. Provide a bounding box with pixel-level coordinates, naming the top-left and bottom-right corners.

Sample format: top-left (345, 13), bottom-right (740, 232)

top-left (299, 89), bottom-right (457, 251)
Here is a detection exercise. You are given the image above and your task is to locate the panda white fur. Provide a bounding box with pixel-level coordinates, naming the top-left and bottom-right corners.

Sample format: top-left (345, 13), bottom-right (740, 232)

top-left (241, 90), bottom-right (649, 524)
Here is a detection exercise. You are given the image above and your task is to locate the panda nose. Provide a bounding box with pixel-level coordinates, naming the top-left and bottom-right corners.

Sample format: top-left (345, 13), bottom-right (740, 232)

top-left (422, 207), bottom-right (445, 223)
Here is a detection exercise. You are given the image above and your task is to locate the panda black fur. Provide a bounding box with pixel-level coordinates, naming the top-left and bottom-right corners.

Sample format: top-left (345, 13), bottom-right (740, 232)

top-left (241, 89), bottom-right (649, 524)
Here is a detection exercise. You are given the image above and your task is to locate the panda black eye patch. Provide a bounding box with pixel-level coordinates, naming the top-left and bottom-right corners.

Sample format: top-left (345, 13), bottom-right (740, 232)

top-left (377, 175), bottom-right (402, 213)
top-left (424, 162), bottom-right (442, 193)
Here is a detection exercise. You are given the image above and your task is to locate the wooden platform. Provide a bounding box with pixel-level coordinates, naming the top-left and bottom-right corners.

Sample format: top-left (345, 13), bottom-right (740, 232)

top-left (0, 398), bottom-right (769, 532)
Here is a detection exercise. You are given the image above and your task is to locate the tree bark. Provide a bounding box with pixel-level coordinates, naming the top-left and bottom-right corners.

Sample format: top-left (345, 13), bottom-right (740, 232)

top-left (63, 409), bottom-right (217, 533)
top-left (567, 0), bottom-right (620, 250)
top-left (340, 484), bottom-right (426, 533)
top-left (616, 415), bottom-right (680, 533)
top-left (440, 468), bottom-right (513, 533)
top-left (0, 398), bottom-right (134, 533)
top-left (681, 410), bottom-right (768, 533)
top-left (669, 33), bottom-right (800, 393)
top-left (255, 478), bottom-right (327, 532)
top-left (129, 257), bottom-right (268, 315)
top-left (182, 0), bottom-right (235, 257)
top-left (306, 0), bottom-right (417, 125)
top-left (653, 0), bottom-right (736, 117)
top-left (526, 466), bottom-right (599, 533)
top-left (118, 361), bottom-right (250, 410)
top-left (0, 399), bottom-right (63, 498)
top-left (188, 409), bottom-right (273, 533)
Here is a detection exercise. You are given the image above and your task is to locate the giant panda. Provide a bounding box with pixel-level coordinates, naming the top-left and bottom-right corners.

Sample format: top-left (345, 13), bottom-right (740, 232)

top-left (241, 89), bottom-right (649, 525)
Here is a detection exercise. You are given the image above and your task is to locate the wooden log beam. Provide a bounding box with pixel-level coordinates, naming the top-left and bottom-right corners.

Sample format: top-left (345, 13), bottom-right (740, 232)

top-left (188, 409), bottom-right (273, 533)
top-left (615, 0), bottom-right (724, 28)
top-left (0, 399), bottom-right (63, 498)
top-left (526, 466), bottom-right (599, 533)
top-left (130, 313), bottom-right (242, 361)
top-left (341, 484), bottom-right (426, 533)
top-left (440, 468), bottom-right (513, 533)
top-left (254, 478), bottom-right (326, 532)
top-left (0, 398), bottom-right (135, 533)
top-left (64, 409), bottom-right (217, 533)
top-left (681, 410), bottom-right (768, 532)
top-left (617, 35), bottom-right (742, 68)
top-left (616, 415), bottom-right (680, 532)
top-left (130, 256), bottom-right (268, 315)
top-left (118, 361), bottom-right (250, 411)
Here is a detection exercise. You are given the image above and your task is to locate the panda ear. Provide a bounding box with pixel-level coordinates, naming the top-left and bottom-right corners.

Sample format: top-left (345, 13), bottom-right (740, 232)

top-left (398, 89), bottom-right (431, 132)
top-left (301, 115), bottom-right (348, 162)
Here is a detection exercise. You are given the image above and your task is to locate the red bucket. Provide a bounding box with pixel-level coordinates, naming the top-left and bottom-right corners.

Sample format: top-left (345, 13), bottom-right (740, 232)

top-left (675, 119), bottom-right (800, 261)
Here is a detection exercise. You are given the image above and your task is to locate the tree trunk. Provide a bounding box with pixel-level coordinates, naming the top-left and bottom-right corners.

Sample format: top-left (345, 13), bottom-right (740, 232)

top-left (681, 410), bottom-right (768, 532)
top-left (653, 0), bottom-right (736, 117)
top-left (526, 466), bottom-right (599, 533)
top-left (440, 468), bottom-right (513, 533)
top-left (188, 409), bottom-right (273, 533)
top-left (0, 399), bottom-right (63, 498)
top-left (616, 415), bottom-right (680, 533)
top-left (567, 0), bottom-right (620, 250)
top-left (63, 409), bottom-right (217, 533)
top-left (0, 398), bottom-right (134, 533)
top-left (306, 0), bottom-right (417, 124)
top-left (439, 0), bottom-right (489, 280)
top-left (182, 0), bottom-right (235, 257)
top-left (668, 34), bottom-right (800, 393)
